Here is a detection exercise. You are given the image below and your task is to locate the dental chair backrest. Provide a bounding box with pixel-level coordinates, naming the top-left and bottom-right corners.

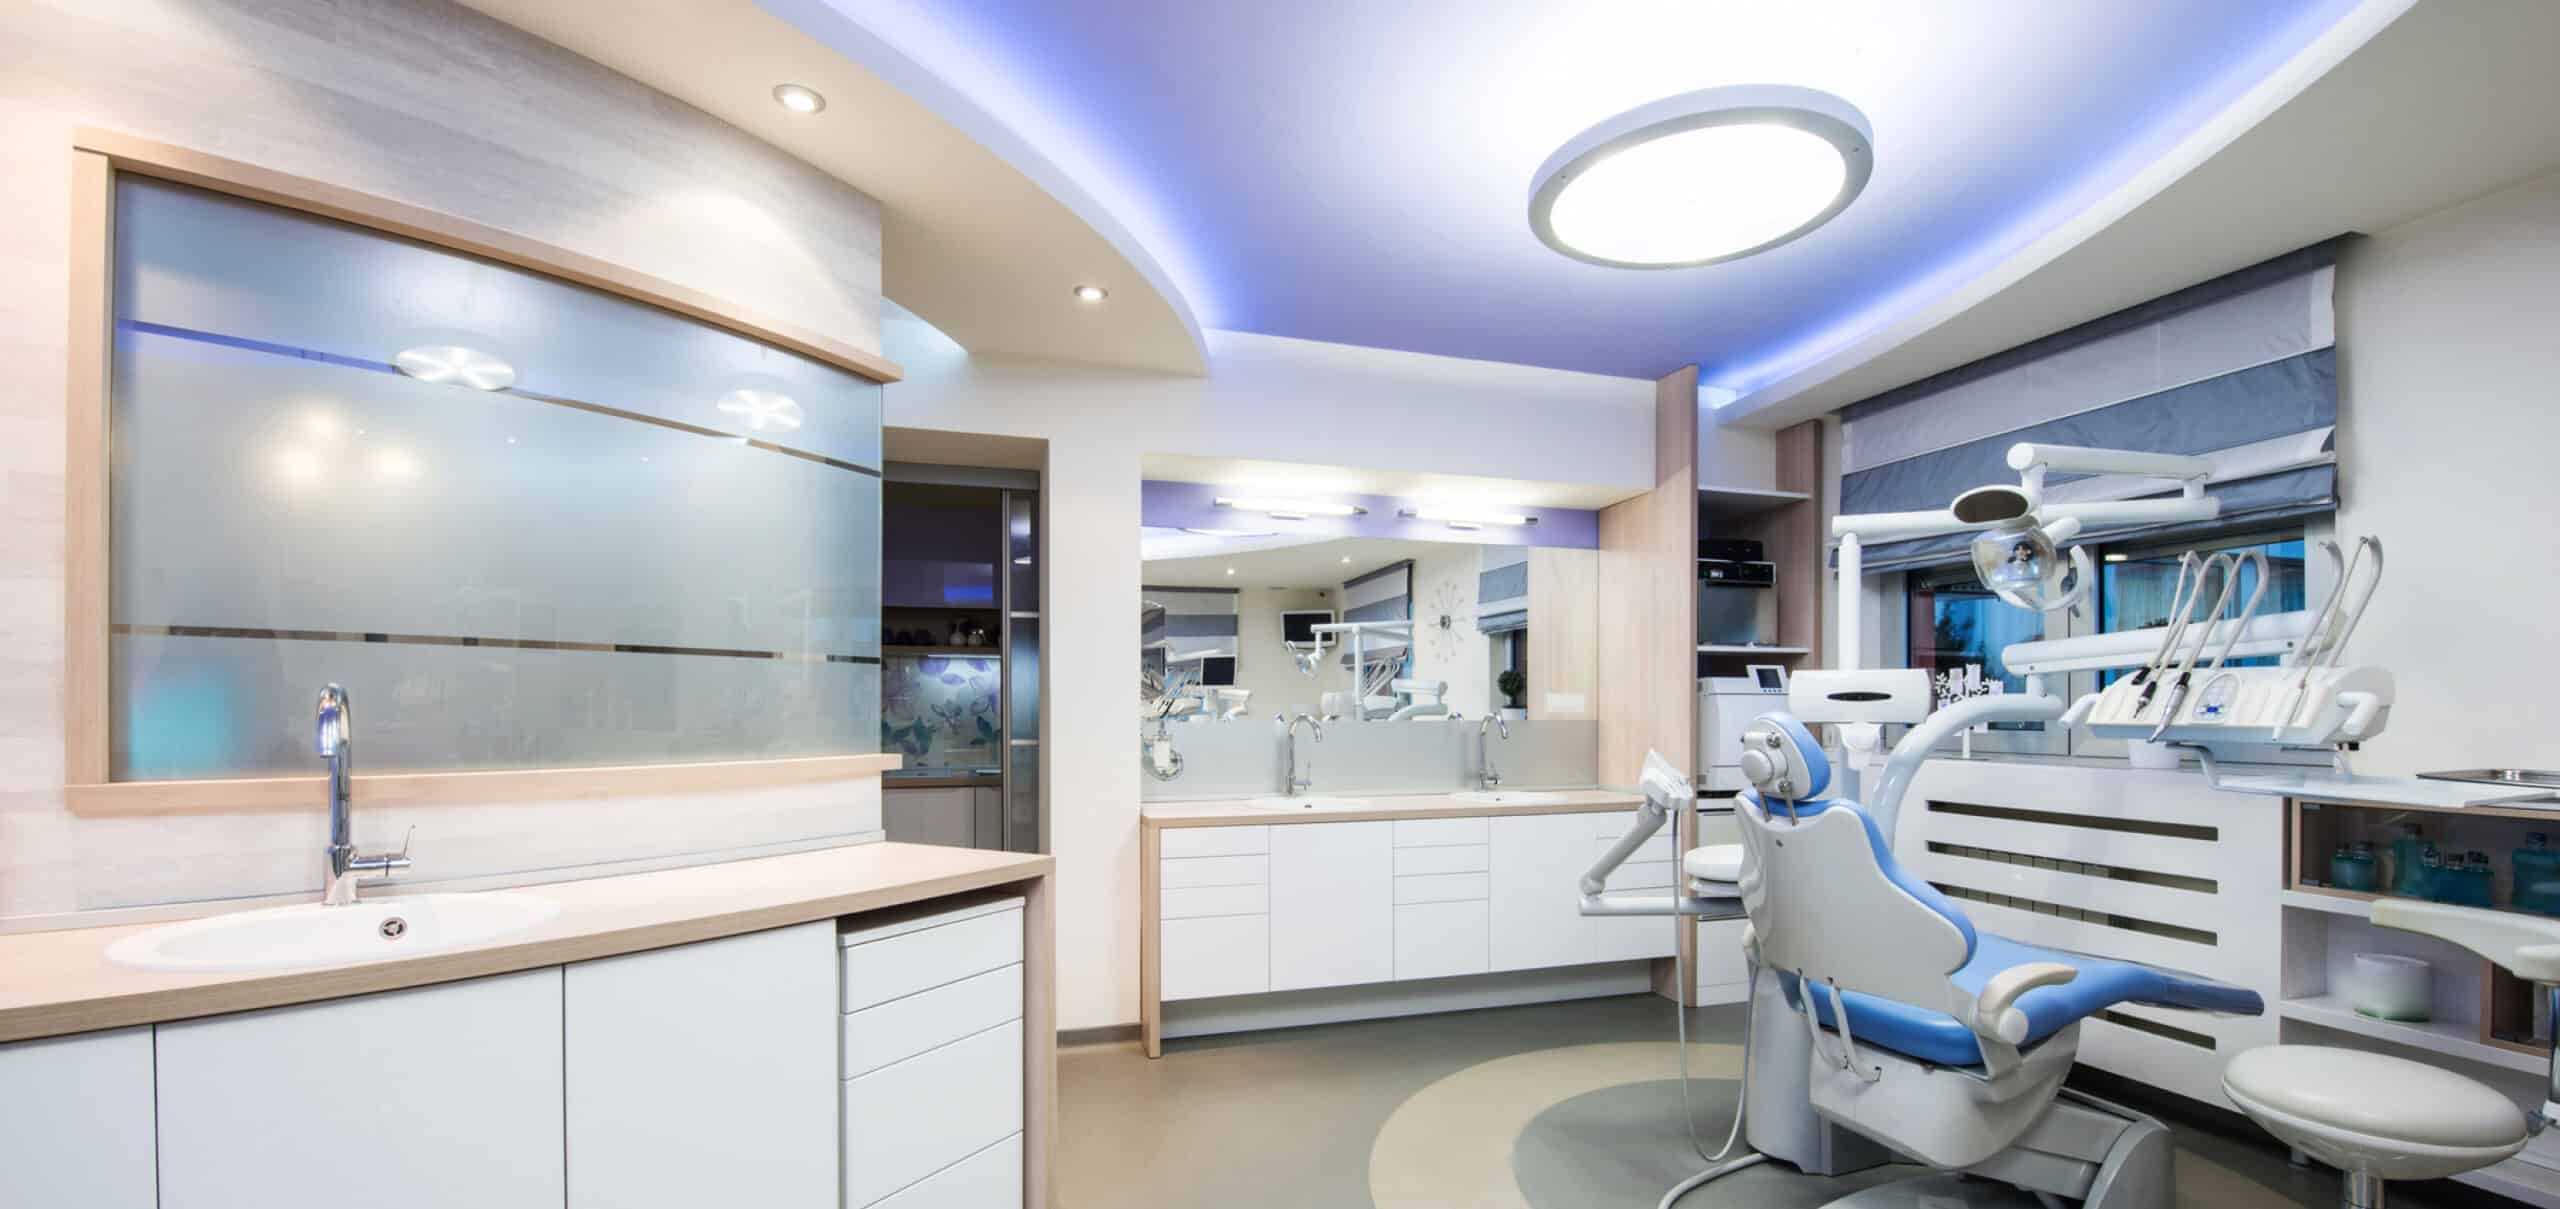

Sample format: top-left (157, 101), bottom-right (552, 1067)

top-left (1737, 713), bottom-right (1979, 1020)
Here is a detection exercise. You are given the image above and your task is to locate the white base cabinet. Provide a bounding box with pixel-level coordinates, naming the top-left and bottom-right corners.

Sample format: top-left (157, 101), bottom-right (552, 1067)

top-left (0, 1027), bottom-right (156, 1209)
top-left (566, 921), bottom-right (839, 1209)
top-left (156, 968), bottom-right (567, 1209)
top-left (1268, 820), bottom-right (1394, 991)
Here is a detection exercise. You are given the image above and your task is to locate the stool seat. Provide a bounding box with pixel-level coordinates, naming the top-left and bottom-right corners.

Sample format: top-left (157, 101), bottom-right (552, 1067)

top-left (2223, 1045), bottom-right (2526, 1183)
top-left (1684, 843), bottom-right (1744, 884)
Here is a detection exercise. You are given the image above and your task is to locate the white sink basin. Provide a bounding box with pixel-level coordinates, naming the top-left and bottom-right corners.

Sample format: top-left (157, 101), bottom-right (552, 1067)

top-left (106, 892), bottom-right (561, 974)
top-left (1239, 795), bottom-right (1369, 812)
top-left (1450, 790), bottom-right (1571, 806)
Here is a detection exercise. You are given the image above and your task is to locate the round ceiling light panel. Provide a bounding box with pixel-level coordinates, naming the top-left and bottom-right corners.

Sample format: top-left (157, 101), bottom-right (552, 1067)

top-left (1529, 84), bottom-right (1873, 269)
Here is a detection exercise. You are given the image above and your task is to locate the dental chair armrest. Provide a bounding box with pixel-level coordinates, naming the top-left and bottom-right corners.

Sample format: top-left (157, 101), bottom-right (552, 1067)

top-left (1973, 962), bottom-right (2078, 1044)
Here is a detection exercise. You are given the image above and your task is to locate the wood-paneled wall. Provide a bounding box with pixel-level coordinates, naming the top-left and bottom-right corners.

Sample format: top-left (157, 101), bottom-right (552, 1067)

top-left (1595, 367), bottom-right (1699, 784)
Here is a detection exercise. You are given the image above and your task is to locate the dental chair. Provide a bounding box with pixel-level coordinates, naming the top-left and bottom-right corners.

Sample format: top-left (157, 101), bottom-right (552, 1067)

top-left (1733, 714), bottom-right (2265, 1208)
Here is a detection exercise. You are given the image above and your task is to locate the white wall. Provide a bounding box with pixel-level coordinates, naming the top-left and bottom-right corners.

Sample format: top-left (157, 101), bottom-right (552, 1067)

top-left (1404, 544), bottom-right (1495, 715)
top-left (884, 320), bottom-right (1653, 1029)
top-left (2334, 167), bottom-right (2560, 774)
top-left (1230, 587), bottom-right (1333, 718)
top-left (0, 0), bottom-right (888, 920)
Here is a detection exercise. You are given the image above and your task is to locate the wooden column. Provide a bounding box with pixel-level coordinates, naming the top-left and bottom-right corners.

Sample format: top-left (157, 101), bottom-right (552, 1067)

top-left (1597, 367), bottom-right (1700, 1003)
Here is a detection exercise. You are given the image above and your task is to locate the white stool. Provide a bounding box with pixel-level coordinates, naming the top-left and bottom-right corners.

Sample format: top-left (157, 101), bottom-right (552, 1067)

top-left (2223, 1045), bottom-right (2525, 1208)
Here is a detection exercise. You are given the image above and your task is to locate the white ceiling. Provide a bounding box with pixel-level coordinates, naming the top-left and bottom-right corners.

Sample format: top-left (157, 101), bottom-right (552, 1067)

top-left (1143, 536), bottom-right (1482, 591)
top-left (456, 0), bottom-right (1206, 374)
top-left (1725, 0), bottom-right (2560, 427)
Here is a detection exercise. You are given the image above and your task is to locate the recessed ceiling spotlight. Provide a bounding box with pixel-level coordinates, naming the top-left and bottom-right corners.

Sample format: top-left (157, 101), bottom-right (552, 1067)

top-left (1072, 284), bottom-right (1108, 303)
top-left (1225, 567), bottom-right (1236, 576)
top-left (393, 345), bottom-right (516, 391)
top-left (1528, 84), bottom-right (1872, 270)
top-left (772, 83), bottom-right (826, 114)
top-left (715, 387), bottom-right (807, 432)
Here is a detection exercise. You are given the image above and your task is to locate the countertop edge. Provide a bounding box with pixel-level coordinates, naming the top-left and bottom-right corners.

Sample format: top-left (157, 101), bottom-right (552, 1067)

top-left (1142, 790), bottom-right (1647, 828)
top-left (0, 845), bottom-right (1051, 1044)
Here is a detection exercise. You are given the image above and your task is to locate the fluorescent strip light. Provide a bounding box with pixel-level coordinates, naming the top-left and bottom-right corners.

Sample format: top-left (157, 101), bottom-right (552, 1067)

top-left (1400, 506), bottom-right (1537, 530)
top-left (1214, 496), bottom-right (1365, 520)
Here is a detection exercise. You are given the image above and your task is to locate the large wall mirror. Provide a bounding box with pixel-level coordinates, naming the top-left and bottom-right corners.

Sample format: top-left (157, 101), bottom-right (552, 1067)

top-left (1139, 529), bottom-right (1597, 727)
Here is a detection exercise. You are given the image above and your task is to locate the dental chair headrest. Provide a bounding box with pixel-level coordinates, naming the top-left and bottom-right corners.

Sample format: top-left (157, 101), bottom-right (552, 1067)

top-left (1739, 712), bottom-right (1828, 803)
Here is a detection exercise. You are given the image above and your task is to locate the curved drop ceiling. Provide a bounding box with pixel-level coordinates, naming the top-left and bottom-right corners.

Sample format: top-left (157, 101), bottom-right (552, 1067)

top-left (775, 0), bottom-right (2371, 398)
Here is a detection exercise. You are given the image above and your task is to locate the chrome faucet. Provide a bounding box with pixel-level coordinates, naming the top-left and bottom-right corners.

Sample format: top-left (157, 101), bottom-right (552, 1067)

top-left (1281, 712), bottom-right (1324, 795)
top-left (1477, 713), bottom-right (1510, 791)
top-left (317, 684), bottom-right (411, 906)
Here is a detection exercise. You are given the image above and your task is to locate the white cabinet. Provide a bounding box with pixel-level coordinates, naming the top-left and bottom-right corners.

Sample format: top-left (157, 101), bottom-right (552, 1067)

top-left (1267, 820), bottom-right (1394, 991)
top-left (565, 921), bottom-right (838, 1209)
top-left (0, 1027), bottom-right (156, 1209)
top-left (156, 968), bottom-right (565, 1209)
top-left (1490, 812), bottom-right (1603, 971)
top-left (839, 899), bottom-right (1026, 1209)
top-left (1395, 900), bottom-right (1490, 980)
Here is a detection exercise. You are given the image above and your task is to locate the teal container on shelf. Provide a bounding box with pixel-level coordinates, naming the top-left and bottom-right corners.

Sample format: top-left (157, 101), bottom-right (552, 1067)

top-left (2389, 824), bottom-right (2428, 896)
top-left (2517, 833), bottom-right (2560, 915)
top-left (2416, 844), bottom-right (2447, 901)
top-left (2452, 851), bottom-right (2496, 908)
top-left (2329, 843), bottom-right (2379, 892)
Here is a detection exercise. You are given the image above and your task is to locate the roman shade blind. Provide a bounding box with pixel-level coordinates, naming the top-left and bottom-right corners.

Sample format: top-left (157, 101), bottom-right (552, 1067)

top-left (1840, 241), bottom-right (2344, 573)
top-left (1476, 548), bottom-right (1530, 634)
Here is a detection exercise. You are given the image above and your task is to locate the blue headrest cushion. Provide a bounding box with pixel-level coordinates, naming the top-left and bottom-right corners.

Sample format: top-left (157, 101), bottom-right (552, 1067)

top-left (1752, 711), bottom-right (1830, 801)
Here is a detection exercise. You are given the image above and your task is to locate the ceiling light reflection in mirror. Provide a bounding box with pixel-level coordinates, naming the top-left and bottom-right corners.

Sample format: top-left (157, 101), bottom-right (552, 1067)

top-left (393, 344), bottom-right (517, 391)
top-left (715, 387), bottom-right (807, 432)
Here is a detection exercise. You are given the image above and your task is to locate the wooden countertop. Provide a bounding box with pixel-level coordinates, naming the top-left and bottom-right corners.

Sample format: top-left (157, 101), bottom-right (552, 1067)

top-left (0, 842), bottom-right (1050, 1044)
top-left (1142, 787), bottom-right (1644, 828)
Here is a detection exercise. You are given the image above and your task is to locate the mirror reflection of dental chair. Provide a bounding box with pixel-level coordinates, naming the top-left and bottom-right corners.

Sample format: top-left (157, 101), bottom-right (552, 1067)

top-left (1379, 678), bottom-right (1449, 721)
top-left (2223, 896), bottom-right (2544, 1209)
top-left (1733, 714), bottom-right (2266, 1209)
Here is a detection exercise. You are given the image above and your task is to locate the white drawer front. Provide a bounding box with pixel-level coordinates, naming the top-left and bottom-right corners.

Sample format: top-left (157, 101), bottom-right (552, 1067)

top-left (1159, 884), bottom-right (1269, 920)
top-left (842, 1020), bottom-right (1023, 1209)
top-left (842, 964), bottom-right (1023, 1079)
top-left (1159, 854), bottom-right (1269, 889)
top-left (840, 908), bottom-right (1022, 1013)
top-left (1591, 833), bottom-right (1675, 862)
top-left (1160, 915), bottom-right (1269, 1001)
top-left (1159, 825), bottom-right (1268, 858)
top-left (1587, 811), bottom-right (1640, 836)
top-left (1392, 871), bottom-right (1490, 904)
top-left (1393, 817), bottom-right (1489, 847)
top-left (1392, 844), bottom-right (1490, 876)
top-left (869, 1133), bottom-right (1021, 1209)
top-left (1394, 900), bottom-right (1491, 981)
top-left (1603, 860), bottom-right (1675, 891)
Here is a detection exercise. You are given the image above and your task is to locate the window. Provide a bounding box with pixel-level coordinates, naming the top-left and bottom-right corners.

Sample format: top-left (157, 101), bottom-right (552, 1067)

top-left (2098, 534), bottom-right (2308, 684)
top-left (1899, 524), bottom-right (2316, 761)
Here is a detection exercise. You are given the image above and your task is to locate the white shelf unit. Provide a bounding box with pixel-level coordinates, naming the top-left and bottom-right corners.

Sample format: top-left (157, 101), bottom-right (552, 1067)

top-left (1696, 484), bottom-right (1811, 523)
top-left (2275, 992), bottom-right (2545, 1076)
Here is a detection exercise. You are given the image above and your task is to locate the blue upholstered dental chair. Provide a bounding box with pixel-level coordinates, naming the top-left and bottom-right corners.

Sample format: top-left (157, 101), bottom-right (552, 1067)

top-left (1730, 714), bottom-right (2265, 1209)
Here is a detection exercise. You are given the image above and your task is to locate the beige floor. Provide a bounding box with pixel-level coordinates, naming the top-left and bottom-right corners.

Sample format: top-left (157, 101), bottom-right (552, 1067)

top-left (1057, 994), bottom-right (2501, 1209)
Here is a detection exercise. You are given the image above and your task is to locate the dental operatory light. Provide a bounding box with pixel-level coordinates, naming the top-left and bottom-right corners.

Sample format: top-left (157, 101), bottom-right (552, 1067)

top-left (1399, 506), bottom-right (1536, 530)
top-left (1072, 284), bottom-right (1108, 303)
top-left (393, 345), bottom-right (516, 391)
top-left (771, 83), bottom-right (826, 114)
top-left (1213, 496), bottom-right (1366, 520)
top-left (1528, 84), bottom-right (1873, 269)
top-left (714, 387), bottom-right (806, 432)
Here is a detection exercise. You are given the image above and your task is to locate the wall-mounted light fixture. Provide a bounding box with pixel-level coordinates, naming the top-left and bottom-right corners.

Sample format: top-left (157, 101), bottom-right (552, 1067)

top-left (1399, 506), bottom-right (1538, 531)
top-left (1214, 496), bottom-right (1366, 520)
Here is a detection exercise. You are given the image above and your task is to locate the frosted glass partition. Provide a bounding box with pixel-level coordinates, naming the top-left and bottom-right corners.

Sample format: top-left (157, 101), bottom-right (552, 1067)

top-left (107, 178), bottom-right (883, 778)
